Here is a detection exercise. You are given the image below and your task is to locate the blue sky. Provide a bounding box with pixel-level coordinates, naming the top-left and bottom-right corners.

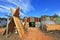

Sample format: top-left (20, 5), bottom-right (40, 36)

top-left (0, 0), bottom-right (60, 18)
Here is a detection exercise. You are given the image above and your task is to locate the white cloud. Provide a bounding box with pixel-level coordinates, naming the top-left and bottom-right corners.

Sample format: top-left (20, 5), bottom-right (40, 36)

top-left (20, 12), bottom-right (26, 16)
top-left (0, 5), bottom-right (16, 13)
top-left (44, 8), bottom-right (51, 12)
top-left (0, 5), bottom-right (9, 10)
top-left (45, 8), bottom-right (49, 11)
top-left (0, 0), bottom-right (35, 17)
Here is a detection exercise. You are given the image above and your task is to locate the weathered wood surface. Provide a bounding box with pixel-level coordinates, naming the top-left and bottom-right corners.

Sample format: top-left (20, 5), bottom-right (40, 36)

top-left (10, 7), bottom-right (24, 38)
top-left (8, 18), bottom-right (15, 33)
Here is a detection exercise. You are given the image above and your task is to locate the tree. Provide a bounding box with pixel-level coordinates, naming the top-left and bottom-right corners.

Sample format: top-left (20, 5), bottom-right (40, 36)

top-left (53, 14), bottom-right (59, 17)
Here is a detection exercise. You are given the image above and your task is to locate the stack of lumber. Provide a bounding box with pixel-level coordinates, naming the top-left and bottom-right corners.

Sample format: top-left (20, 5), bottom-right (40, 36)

top-left (45, 24), bottom-right (60, 31)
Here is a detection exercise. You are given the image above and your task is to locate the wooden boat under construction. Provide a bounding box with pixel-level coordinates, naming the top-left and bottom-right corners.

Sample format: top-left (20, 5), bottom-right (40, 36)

top-left (0, 7), bottom-right (54, 40)
top-left (8, 7), bottom-right (53, 40)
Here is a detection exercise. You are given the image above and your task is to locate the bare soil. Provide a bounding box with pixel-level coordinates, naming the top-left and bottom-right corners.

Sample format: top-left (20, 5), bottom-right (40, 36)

top-left (0, 27), bottom-right (60, 40)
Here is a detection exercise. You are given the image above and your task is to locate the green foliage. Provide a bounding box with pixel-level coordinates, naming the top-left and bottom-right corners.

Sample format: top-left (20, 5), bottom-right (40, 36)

top-left (55, 17), bottom-right (60, 24)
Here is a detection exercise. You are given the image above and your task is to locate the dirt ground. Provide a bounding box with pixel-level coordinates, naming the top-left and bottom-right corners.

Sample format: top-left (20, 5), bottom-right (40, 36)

top-left (43, 31), bottom-right (60, 40)
top-left (0, 27), bottom-right (60, 40)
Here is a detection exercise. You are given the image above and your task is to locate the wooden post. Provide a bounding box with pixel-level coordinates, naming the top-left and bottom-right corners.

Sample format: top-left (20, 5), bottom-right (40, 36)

top-left (24, 17), bottom-right (29, 31)
top-left (6, 13), bottom-right (9, 38)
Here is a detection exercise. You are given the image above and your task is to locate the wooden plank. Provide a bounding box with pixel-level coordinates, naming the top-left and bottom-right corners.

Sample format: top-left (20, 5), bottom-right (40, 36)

top-left (46, 24), bottom-right (60, 31)
top-left (10, 7), bottom-right (24, 38)
top-left (8, 18), bottom-right (15, 33)
top-left (3, 18), bottom-right (15, 35)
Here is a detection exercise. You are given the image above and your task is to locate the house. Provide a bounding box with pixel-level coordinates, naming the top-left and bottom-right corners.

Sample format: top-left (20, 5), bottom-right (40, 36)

top-left (23, 17), bottom-right (41, 27)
